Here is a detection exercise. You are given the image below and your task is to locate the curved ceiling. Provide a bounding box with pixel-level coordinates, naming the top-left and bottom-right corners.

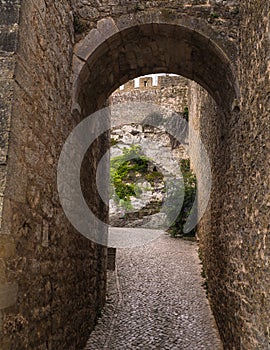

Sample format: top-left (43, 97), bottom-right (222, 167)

top-left (75, 22), bottom-right (237, 115)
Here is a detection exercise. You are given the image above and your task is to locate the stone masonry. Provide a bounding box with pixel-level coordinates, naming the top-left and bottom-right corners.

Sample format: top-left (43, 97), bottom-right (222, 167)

top-left (188, 1), bottom-right (270, 348)
top-left (0, 0), bottom-right (269, 349)
top-left (111, 75), bottom-right (189, 114)
top-left (0, 1), bottom-right (107, 350)
top-left (109, 75), bottom-right (189, 228)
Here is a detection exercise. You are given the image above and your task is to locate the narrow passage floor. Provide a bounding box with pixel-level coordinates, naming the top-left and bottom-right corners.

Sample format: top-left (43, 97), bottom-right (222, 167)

top-left (85, 233), bottom-right (223, 350)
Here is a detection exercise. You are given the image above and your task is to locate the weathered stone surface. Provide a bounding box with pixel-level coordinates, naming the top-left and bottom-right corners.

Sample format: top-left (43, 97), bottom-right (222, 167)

top-left (0, 0), bottom-right (21, 234)
top-left (189, 2), bottom-right (270, 347)
top-left (109, 75), bottom-right (189, 228)
top-left (0, 0), bottom-right (21, 26)
top-left (75, 28), bottom-right (105, 61)
top-left (112, 75), bottom-right (189, 114)
top-left (0, 235), bottom-right (15, 258)
top-left (73, 11), bottom-right (238, 115)
top-left (0, 282), bottom-right (18, 310)
top-left (0, 0), bottom-right (269, 349)
top-left (0, 1), bottom-right (107, 349)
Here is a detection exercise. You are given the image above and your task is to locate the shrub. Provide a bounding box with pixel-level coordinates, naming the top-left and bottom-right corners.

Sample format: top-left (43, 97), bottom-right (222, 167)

top-left (168, 159), bottom-right (197, 237)
top-left (110, 146), bottom-right (163, 208)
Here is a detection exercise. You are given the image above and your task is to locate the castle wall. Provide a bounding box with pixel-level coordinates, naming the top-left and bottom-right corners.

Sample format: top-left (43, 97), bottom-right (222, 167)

top-left (0, 1), bottom-right (107, 349)
top-left (189, 82), bottom-right (242, 348)
top-left (71, 0), bottom-right (240, 52)
top-left (112, 75), bottom-right (189, 115)
top-left (0, 0), bottom-right (269, 349)
top-left (189, 1), bottom-right (270, 346)
top-left (0, 0), bottom-right (21, 226)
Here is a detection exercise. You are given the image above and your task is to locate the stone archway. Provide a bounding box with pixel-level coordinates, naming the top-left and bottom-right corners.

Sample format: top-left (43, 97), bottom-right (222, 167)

top-left (72, 12), bottom-right (239, 117)
top-left (1, 1), bottom-right (269, 349)
top-left (71, 11), bottom-right (239, 347)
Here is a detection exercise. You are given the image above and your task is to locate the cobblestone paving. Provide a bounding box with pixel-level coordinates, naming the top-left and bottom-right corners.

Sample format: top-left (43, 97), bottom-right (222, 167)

top-left (85, 233), bottom-right (223, 350)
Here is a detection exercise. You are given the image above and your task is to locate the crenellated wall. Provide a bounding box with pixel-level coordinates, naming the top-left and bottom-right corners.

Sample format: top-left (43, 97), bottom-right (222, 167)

top-left (111, 75), bottom-right (189, 115)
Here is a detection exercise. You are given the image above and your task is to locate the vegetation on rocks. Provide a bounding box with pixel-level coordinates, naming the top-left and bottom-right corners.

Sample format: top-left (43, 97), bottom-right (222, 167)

top-left (183, 106), bottom-right (189, 121)
top-left (110, 145), bottom-right (163, 209)
top-left (73, 15), bottom-right (88, 34)
top-left (110, 145), bottom-right (196, 234)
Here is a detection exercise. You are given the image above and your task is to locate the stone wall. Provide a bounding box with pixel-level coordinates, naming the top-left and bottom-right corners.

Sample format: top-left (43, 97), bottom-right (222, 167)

top-left (0, 0), bottom-right (21, 226)
top-left (189, 82), bottom-right (237, 348)
top-left (112, 75), bottom-right (189, 114)
top-left (0, 1), bottom-right (107, 349)
top-left (1, 0), bottom-right (269, 349)
top-left (4, 1), bottom-right (241, 348)
top-left (71, 0), bottom-right (240, 46)
top-left (189, 0), bottom-right (270, 347)
top-left (233, 1), bottom-right (269, 347)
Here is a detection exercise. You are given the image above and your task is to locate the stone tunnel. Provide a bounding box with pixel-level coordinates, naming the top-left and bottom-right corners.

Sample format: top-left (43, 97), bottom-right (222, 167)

top-left (0, 0), bottom-right (269, 349)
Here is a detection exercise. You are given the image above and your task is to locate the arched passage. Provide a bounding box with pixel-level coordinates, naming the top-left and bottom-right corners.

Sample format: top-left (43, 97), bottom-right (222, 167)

top-left (72, 13), bottom-right (238, 117)
top-left (71, 12), bottom-right (239, 346)
top-left (0, 1), bottom-right (268, 348)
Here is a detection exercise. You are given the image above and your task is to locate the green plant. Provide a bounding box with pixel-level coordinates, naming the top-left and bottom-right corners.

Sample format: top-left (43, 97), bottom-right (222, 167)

top-left (167, 159), bottom-right (197, 238)
top-left (73, 16), bottom-right (88, 34)
top-left (110, 145), bottom-right (163, 209)
top-left (183, 106), bottom-right (189, 121)
top-left (110, 146), bottom-right (146, 204)
top-left (119, 199), bottom-right (134, 211)
top-left (210, 12), bottom-right (219, 19)
top-left (145, 170), bottom-right (163, 185)
top-left (110, 137), bottom-right (118, 146)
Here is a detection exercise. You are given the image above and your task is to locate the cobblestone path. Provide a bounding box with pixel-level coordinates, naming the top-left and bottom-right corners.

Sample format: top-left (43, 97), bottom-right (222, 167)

top-left (85, 233), bottom-right (223, 350)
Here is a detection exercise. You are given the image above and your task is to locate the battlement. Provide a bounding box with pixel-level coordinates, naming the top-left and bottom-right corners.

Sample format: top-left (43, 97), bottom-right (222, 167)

top-left (112, 74), bottom-right (189, 114)
top-left (117, 74), bottom-right (189, 92)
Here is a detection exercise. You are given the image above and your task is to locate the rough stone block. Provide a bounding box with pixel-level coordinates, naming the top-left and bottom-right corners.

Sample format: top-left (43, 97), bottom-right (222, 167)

top-left (0, 55), bottom-right (15, 79)
top-left (97, 17), bottom-right (119, 40)
top-left (0, 0), bottom-right (21, 25)
top-left (74, 28), bottom-right (105, 61)
top-left (0, 30), bottom-right (18, 53)
top-left (0, 282), bottom-right (18, 310)
top-left (0, 235), bottom-right (15, 258)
